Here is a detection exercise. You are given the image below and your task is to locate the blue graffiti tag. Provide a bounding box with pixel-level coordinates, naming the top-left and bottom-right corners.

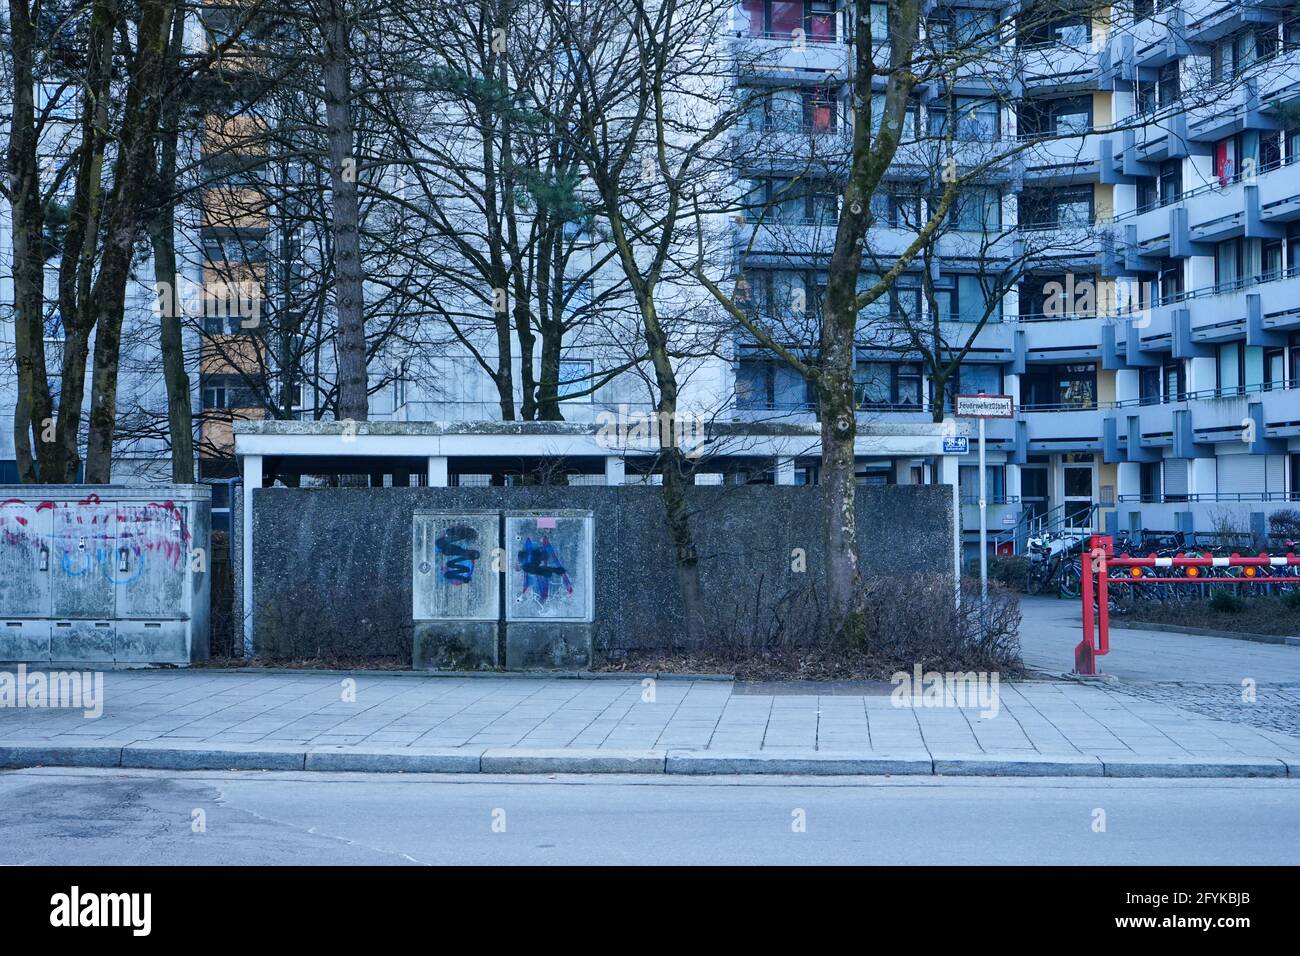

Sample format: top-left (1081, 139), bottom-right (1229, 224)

top-left (435, 525), bottom-right (481, 586)
top-left (517, 536), bottom-right (573, 604)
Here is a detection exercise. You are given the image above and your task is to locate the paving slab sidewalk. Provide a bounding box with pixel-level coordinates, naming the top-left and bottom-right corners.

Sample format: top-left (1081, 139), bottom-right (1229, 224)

top-left (2, 668), bottom-right (1299, 778)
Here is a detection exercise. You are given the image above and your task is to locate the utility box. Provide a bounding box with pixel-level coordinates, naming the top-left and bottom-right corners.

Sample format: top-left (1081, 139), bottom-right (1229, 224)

top-left (0, 485), bottom-right (211, 665)
top-left (411, 509), bottom-right (594, 670)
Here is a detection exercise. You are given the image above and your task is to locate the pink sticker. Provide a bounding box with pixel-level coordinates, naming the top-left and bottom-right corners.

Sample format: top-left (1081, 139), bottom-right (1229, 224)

top-left (536, 516), bottom-right (558, 529)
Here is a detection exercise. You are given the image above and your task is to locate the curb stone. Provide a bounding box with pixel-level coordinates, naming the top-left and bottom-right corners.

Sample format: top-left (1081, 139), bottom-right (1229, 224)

top-left (121, 741), bottom-right (306, 771)
top-left (664, 751), bottom-right (934, 775)
top-left (480, 748), bottom-right (665, 774)
top-left (306, 746), bottom-right (483, 773)
top-left (931, 753), bottom-right (1103, 776)
top-left (1101, 755), bottom-right (1288, 778)
top-left (0, 743), bottom-right (124, 769)
top-left (1, 742), bottom-right (1296, 778)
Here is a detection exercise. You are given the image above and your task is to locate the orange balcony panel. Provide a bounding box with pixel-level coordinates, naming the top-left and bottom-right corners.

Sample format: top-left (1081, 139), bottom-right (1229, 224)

top-left (202, 186), bottom-right (268, 230)
top-left (200, 407), bottom-right (265, 459)
top-left (201, 335), bottom-right (264, 375)
top-left (203, 114), bottom-right (266, 155)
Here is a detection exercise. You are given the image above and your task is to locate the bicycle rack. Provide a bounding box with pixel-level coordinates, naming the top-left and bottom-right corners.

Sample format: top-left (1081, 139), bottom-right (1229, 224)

top-left (995, 502), bottom-right (1103, 556)
top-left (1074, 535), bottom-right (1300, 676)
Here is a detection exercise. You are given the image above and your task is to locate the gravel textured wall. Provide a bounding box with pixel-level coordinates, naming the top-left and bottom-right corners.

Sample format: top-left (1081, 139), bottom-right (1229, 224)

top-left (250, 485), bottom-right (953, 661)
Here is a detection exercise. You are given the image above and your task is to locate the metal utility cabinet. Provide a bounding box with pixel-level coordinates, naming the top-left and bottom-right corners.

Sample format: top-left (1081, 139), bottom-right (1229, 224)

top-left (0, 485), bottom-right (211, 665)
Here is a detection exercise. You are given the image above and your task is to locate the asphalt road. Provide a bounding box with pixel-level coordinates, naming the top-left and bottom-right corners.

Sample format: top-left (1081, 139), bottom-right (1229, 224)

top-left (1017, 595), bottom-right (1300, 684)
top-left (2, 767), bottom-right (1296, 865)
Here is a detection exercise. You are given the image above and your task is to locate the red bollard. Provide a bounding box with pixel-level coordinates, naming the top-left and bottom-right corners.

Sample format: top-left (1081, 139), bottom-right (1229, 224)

top-left (1076, 547), bottom-right (1096, 675)
top-left (1075, 536), bottom-right (1114, 676)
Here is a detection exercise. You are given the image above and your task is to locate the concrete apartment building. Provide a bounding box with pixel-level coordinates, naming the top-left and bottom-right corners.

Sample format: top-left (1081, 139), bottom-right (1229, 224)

top-left (3, 1), bottom-right (1300, 556)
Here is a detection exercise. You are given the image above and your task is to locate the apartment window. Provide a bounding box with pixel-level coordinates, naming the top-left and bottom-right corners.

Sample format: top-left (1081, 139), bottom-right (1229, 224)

top-left (805, 87), bottom-right (837, 131)
top-left (1139, 366), bottom-right (1162, 405)
top-left (858, 271), bottom-right (922, 321)
top-left (736, 356), bottom-right (810, 410)
top-left (1132, 60), bottom-right (1178, 114)
top-left (1019, 185), bottom-right (1092, 227)
top-left (959, 465), bottom-right (1006, 502)
top-left (869, 2), bottom-right (888, 43)
top-left (1286, 17), bottom-right (1300, 51)
top-left (1156, 257), bottom-right (1184, 304)
top-left (928, 95), bottom-right (998, 141)
top-left (751, 178), bottom-right (839, 225)
top-left (1215, 238), bottom-right (1245, 291)
top-left (1212, 28), bottom-right (1278, 83)
top-left (853, 362), bottom-right (923, 409)
top-left (1158, 159), bottom-right (1182, 203)
top-left (1265, 347), bottom-right (1286, 391)
top-left (203, 235), bottom-right (267, 264)
top-left (1263, 240), bottom-right (1284, 281)
top-left (935, 273), bottom-right (997, 323)
top-left (558, 359), bottom-right (592, 400)
top-left (1217, 342), bottom-right (1245, 395)
top-left (870, 187), bottom-right (922, 228)
top-left (1021, 94), bottom-right (1093, 136)
top-left (1157, 61), bottom-right (1179, 107)
top-left (1261, 130), bottom-right (1282, 171)
top-left (563, 279), bottom-right (594, 320)
top-left (1288, 223), bottom-right (1300, 273)
top-left (742, 0), bottom-right (836, 41)
top-left (1019, 6), bottom-right (1090, 47)
top-left (1021, 363), bottom-right (1096, 408)
top-left (1139, 461), bottom-right (1160, 500)
top-left (745, 87), bottom-right (833, 131)
top-left (201, 374), bottom-right (258, 410)
top-left (950, 186), bottom-right (1002, 231)
top-left (870, 93), bottom-right (920, 141)
top-left (958, 362), bottom-right (1003, 396)
top-left (1165, 361), bottom-right (1185, 402)
top-left (929, 6), bottom-right (998, 51)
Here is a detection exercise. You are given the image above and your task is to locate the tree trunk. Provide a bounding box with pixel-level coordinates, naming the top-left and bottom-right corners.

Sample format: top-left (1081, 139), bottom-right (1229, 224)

top-left (819, 250), bottom-right (864, 641)
top-left (51, 0), bottom-right (115, 483)
top-left (643, 297), bottom-right (707, 648)
top-left (84, 0), bottom-right (175, 482)
top-left (321, 2), bottom-right (368, 421)
top-left (153, 8), bottom-right (194, 483)
top-left (6, 0), bottom-right (56, 482)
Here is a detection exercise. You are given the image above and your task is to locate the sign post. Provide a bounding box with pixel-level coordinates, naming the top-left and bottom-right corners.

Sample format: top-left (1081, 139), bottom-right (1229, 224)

top-left (954, 394), bottom-right (1015, 626)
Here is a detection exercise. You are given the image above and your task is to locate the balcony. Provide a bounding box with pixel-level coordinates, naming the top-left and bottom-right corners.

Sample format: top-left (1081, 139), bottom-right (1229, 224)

top-left (731, 124), bottom-right (851, 172)
top-left (1019, 41), bottom-right (1105, 95)
top-left (1259, 385), bottom-right (1300, 438)
top-left (1020, 405), bottom-right (1106, 453)
top-left (1256, 157), bottom-right (1300, 221)
top-left (730, 28), bottom-right (847, 77)
top-left (1134, 400), bottom-right (1176, 451)
top-left (1019, 132), bottom-right (1107, 184)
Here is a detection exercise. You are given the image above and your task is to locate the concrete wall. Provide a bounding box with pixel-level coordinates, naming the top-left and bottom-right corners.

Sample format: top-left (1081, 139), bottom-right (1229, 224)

top-left (249, 485), bottom-right (954, 663)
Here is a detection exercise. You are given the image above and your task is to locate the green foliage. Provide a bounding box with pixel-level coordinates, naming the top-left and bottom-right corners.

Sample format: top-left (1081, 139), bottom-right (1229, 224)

top-left (514, 167), bottom-right (586, 222)
top-left (1268, 509), bottom-right (1300, 540)
top-left (1209, 589), bottom-right (1246, 614)
top-left (40, 200), bottom-right (71, 263)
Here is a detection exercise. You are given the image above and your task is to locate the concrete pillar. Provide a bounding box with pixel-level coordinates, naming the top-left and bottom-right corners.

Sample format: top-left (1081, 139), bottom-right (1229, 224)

top-left (1114, 368), bottom-right (1140, 404)
top-left (604, 455), bottom-right (626, 486)
top-left (427, 456), bottom-right (449, 487)
top-left (1117, 461), bottom-right (1141, 502)
top-left (241, 454), bottom-right (262, 658)
top-left (774, 457), bottom-right (796, 485)
top-left (1005, 462), bottom-right (1023, 500)
top-left (1187, 356), bottom-right (1216, 394)
top-left (1189, 455), bottom-right (1217, 499)
top-left (939, 454), bottom-right (962, 604)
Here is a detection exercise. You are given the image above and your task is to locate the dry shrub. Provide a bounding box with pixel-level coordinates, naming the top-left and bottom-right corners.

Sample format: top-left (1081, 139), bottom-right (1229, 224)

top-left (695, 572), bottom-right (1022, 675)
top-left (861, 574), bottom-right (1023, 673)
